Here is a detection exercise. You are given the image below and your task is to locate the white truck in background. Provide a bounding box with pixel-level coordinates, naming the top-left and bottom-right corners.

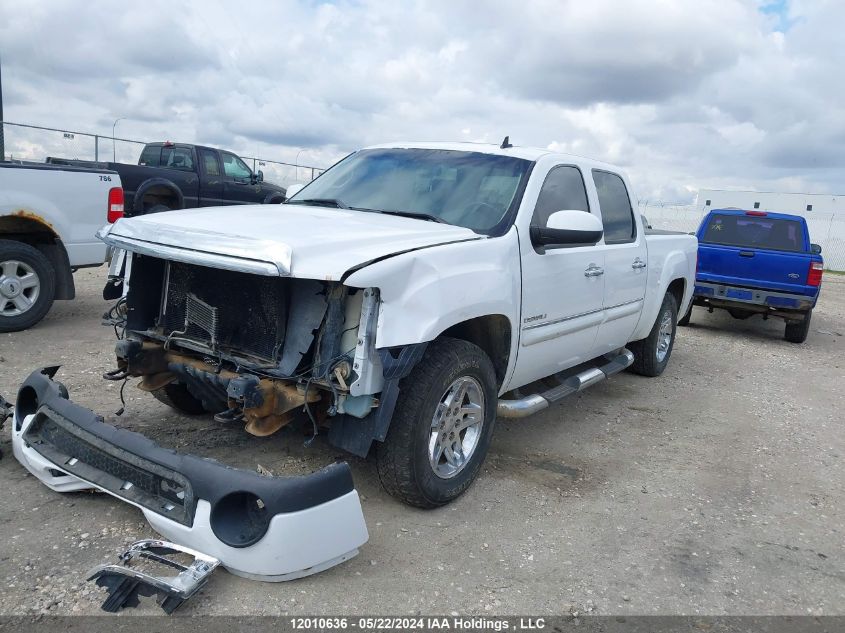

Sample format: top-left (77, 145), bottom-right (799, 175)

top-left (0, 162), bottom-right (123, 331)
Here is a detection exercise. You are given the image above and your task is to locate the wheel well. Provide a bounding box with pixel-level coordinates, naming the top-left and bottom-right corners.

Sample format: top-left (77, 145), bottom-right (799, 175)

top-left (0, 215), bottom-right (75, 300)
top-left (0, 214), bottom-right (58, 244)
top-left (139, 185), bottom-right (181, 212)
top-left (667, 278), bottom-right (685, 310)
top-left (440, 315), bottom-right (511, 387)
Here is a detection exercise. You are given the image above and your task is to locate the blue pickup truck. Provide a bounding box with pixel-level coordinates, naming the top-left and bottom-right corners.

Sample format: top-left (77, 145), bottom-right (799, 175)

top-left (679, 209), bottom-right (824, 343)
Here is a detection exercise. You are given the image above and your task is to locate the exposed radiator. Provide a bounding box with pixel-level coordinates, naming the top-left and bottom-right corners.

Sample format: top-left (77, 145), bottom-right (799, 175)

top-left (159, 262), bottom-right (287, 361)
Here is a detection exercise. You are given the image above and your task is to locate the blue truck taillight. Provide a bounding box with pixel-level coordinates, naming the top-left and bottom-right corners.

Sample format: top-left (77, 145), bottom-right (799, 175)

top-left (807, 261), bottom-right (823, 287)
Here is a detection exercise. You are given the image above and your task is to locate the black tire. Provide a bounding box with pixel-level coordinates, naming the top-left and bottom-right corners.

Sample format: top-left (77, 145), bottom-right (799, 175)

top-left (376, 337), bottom-right (498, 508)
top-left (0, 239), bottom-right (57, 333)
top-left (784, 310), bottom-right (812, 344)
top-left (628, 292), bottom-right (678, 377)
top-left (145, 204), bottom-right (172, 215)
top-left (151, 382), bottom-right (208, 415)
top-left (678, 302), bottom-right (693, 326)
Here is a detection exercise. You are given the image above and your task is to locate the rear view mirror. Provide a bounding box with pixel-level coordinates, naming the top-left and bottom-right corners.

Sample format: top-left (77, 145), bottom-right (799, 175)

top-left (530, 210), bottom-right (603, 247)
top-left (811, 243), bottom-right (822, 255)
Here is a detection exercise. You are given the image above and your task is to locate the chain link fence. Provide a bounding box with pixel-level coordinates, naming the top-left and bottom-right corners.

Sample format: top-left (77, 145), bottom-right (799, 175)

top-left (0, 121), bottom-right (324, 186)
top-left (639, 202), bottom-right (845, 272)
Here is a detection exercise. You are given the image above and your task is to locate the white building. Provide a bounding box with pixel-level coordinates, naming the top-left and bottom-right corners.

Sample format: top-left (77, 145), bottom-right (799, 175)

top-left (684, 189), bottom-right (845, 271)
top-left (696, 189), bottom-right (844, 216)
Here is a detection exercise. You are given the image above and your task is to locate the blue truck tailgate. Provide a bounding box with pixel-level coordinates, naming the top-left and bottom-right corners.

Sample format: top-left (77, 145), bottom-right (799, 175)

top-left (696, 211), bottom-right (822, 297)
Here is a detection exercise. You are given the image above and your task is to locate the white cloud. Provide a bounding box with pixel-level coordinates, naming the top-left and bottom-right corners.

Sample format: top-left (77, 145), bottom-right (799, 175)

top-left (1, 0), bottom-right (842, 198)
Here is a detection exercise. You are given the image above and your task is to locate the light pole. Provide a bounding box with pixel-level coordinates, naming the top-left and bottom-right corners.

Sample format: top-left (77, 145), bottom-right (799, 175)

top-left (112, 117), bottom-right (125, 162)
top-left (294, 148), bottom-right (305, 181)
top-left (0, 53), bottom-right (5, 162)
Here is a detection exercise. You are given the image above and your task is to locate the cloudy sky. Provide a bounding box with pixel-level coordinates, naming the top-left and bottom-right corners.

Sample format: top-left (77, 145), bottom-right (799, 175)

top-left (0, 0), bottom-right (842, 202)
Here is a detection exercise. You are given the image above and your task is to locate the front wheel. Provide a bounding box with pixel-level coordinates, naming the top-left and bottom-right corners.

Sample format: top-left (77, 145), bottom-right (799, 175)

top-left (784, 310), bottom-right (812, 344)
top-left (628, 292), bottom-right (678, 377)
top-left (376, 337), bottom-right (497, 508)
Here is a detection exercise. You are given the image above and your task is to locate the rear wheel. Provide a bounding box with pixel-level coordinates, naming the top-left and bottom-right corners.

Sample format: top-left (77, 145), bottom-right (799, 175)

top-left (628, 292), bottom-right (678, 377)
top-left (784, 310), bottom-right (812, 344)
top-left (376, 337), bottom-right (497, 508)
top-left (0, 240), bottom-right (56, 333)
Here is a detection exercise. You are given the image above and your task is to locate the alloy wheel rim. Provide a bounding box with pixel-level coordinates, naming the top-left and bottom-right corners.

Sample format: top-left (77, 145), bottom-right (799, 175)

top-left (656, 309), bottom-right (673, 362)
top-left (428, 376), bottom-right (485, 479)
top-left (0, 260), bottom-right (40, 317)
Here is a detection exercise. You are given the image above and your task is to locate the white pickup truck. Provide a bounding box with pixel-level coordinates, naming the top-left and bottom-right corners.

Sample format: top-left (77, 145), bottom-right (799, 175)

top-left (11, 142), bottom-right (696, 580)
top-left (0, 162), bottom-right (123, 331)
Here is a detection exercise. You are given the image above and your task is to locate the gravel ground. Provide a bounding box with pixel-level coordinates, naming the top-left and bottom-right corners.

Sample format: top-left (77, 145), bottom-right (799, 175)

top-left (0, 268), bottom-right (843, 616)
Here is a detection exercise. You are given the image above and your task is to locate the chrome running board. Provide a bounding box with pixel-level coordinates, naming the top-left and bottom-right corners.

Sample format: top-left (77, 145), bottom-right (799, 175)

top-left (497, 349), bottom-right (634, 419)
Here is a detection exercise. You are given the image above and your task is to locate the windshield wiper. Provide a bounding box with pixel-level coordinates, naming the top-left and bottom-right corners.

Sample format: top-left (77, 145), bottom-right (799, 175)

top-left (353, 208), bottom-right (451, 225)
top-left (288, 198), bottom-right (349, 209)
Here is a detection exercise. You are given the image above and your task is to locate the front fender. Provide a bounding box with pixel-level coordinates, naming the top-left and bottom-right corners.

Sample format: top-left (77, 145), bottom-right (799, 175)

top-left (344, 230), bottom-right (521, 350)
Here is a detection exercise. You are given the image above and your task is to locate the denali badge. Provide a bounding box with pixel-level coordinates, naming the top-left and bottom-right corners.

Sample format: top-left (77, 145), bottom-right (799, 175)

top-left (524, 314), bottom-right (547, 324)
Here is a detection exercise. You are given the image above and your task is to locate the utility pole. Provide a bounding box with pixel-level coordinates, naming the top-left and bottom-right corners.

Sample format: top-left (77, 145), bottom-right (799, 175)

top-left (0, 53), bottom-right (5, 162)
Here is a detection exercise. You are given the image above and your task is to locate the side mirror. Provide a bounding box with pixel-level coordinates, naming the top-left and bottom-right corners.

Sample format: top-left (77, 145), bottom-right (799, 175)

top-left (285, 183), bottom-right (306, 199)
top-left (641, 214), bottom-right (652, 230)
top-left (530, 210), bottom-right (603, 247)
top-left (256, 170), bottom-right (264, 183)
top-left (811, 243), bottom-right (822, 255)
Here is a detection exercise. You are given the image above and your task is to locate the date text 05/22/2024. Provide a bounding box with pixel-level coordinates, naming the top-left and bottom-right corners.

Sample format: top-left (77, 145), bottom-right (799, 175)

top-left (288, 617), bottom-right (547, 631)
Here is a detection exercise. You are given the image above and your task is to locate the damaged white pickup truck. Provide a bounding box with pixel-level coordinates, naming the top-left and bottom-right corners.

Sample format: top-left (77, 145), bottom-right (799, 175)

top-left (9, 141), bottom-right (696, 581)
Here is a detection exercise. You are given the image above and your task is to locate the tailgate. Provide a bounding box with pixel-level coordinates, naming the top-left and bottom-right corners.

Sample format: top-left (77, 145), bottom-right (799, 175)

top-left (697, 243), bottom-right (816, 295)
top-left (696, 212), bottom-right (817, 296)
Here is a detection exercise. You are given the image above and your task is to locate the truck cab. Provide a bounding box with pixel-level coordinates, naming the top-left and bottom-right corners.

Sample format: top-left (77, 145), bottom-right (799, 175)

top-left (126, 142), bottom-right (287, 214)
top-left (11, 142), bottom-right (696, 581)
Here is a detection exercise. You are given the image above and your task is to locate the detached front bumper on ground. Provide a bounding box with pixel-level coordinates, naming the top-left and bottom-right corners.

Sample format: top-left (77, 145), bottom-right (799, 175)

top-left (10, 368), bottom-right (369, 581)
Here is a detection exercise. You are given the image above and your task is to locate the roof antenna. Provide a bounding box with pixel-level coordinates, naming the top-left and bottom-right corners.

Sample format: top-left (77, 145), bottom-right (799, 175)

top-left (500, 136), bottom-right (512, 149)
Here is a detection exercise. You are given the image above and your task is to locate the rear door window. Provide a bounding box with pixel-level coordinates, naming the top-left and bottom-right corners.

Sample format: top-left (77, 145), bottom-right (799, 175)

top-left (199, 149), bottom-right (221, 176)
top-left (702, 215), bottom-right (805, 252)
top-left (593, 170), bottom-right (635, 244)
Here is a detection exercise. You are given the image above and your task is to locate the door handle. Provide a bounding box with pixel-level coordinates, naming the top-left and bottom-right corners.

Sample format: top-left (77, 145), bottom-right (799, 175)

top-left (739, 251), bottom-right (755, 258)
top-left (632, 258), bottom-right (647, 269)
top-left (584, 264), bottom-right (604, 277)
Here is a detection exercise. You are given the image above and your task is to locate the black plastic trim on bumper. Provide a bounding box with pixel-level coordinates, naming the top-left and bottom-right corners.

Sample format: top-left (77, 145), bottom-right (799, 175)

top-left (17, 369), bottom-right (355, 547)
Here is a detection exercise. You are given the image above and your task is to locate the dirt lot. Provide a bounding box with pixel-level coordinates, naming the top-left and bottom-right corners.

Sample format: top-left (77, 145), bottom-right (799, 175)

top-left (0, 268), bottom-right (843, 616)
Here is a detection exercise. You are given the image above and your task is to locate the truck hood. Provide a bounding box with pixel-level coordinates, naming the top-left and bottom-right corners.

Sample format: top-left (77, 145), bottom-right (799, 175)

top-left (99, 204), bottom-right (482, 280)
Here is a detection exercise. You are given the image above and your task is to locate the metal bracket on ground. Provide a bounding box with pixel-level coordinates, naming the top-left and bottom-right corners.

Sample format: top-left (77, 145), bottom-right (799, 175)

top-left (88, 539), bottom-right (220, 614)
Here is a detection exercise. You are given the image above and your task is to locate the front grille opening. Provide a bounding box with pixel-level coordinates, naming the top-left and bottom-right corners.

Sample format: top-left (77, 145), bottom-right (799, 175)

top-left (160, 262), bottom-right (288, 362)
top-left (24, 412), bottom-right (194, 526)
